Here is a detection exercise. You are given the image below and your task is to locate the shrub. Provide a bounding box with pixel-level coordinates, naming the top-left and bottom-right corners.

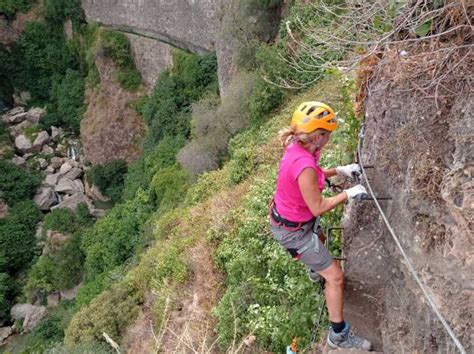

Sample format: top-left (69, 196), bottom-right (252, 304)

top-left (41, 208), bottom-right (81, 239)
top-left (74, 273), bottom-right (112, 310)
top-left (49, 69), bottom-right (85, 133)
top-left (228, 146), bottom-right (257, 184)
top-left (12, 21), bottom-right (81, 102)
top-left (25, 234), bottom-right (84, 297)
top-left (0, 272), bottom-right (15, 320)
top-left (150, 166), bottom-right (190, 212)
top-left (0, 201), bottom-right (42, 274)
top-left (87, 159), bottom-right (128, 203)
top-left (43, 0), bottom-right (85, 26)
top-left (178, 72), bottom-right (255, 175)
top-left (249, 77), bottom-right (284, 126)
top-left (0, 160), bottom-right (41, 205)
top-left (143, 51), bottom-right (218, 146)
top-left (0, 0), bottom-right (33, 18)
top-left (99, 30), bottom-right (141, 91)
top-left (64, 283), bottom-right (142, 345)
top-left (81, 190), bottom-right (151, 278)
top-left (0, 45), bottom-right (14, 105)
top-left (123, 134), bottom-right (186, 199)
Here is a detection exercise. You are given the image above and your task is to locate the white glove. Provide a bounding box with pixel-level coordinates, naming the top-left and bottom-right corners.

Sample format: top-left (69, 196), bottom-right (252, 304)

top-left (345, 184), bottom-right (368, 200)
top-left (336, 163), bottom-right (361, 179)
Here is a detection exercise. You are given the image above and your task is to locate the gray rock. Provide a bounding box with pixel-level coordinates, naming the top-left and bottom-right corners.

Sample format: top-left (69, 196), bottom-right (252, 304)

top-left (62, 167), bottom-right (83, 180)
top-left (45, 165), bottom-right (55, 174)
top-left (47, 293), bottom-right (60, 308)
top-left (90, 208), bottom-right (106, 218)
top-left (23, 152), bottom-right (33, 160)
top-left (0, 326), bottom-right (12, 346)
top-left (11, 155), bottom-right (26, 167)
top-left (50, 156), bottom-right (64, 170)
top-left (35, 222), bottom-right (43, 239)
top-left (13, 91), bottom-right (31, 106)
top-left (51, 126), bottom-right (61, 141)
top-left (10, 304), bottom-right (47, 332)
top-left (85, 179), bottom-right (111, 202)
top-left (41, 145), bottom-right (54, 155)
top-left (59, 161), bottom-right (73, 174)
top-left (14, 134), bottom-right (32, 152)
top-left (60, 283), bottom-right (82, 300)
top-left (8, 119), bottom-right (32, 136)
top-left (0, 199), bottom-right (8, 219)
top-left (37, 158), bottom-right (48, 169)
top-left (2, 107), bottom-right (27, 124)
top-left (26, 107), bottom-right (46, 124)
top-left (32, 131), bottom-right (49, 152)
top-left (51, 193), bottom-right (94, 212)
top-left (33, 187), bottom-right (56, 211)
top-left (45, 173), bottom-right (62, 187)
top-left (55, 178), bottom-right (84, 195)
top-left (44, 230), bottom-right (71, 254)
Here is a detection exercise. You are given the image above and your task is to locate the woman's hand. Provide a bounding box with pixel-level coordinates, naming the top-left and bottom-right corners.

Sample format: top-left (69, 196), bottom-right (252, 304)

top-left (336, 163), bottom-right (361, 179)
top-left (344, 185), bottom-right (368, 200)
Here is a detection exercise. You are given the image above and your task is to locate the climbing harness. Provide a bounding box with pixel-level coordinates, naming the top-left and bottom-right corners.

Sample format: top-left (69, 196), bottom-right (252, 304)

top-left (357, 124), bottom-right (466, 354)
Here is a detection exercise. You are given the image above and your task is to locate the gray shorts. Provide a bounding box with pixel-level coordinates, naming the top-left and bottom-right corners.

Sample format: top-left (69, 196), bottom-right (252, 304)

top-left (270, 220), bottom-right (333, 272)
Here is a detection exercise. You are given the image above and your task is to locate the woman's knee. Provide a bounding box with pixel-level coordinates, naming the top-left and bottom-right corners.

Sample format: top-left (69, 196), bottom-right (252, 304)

top-left (319, 262), bottom-right (344, 286)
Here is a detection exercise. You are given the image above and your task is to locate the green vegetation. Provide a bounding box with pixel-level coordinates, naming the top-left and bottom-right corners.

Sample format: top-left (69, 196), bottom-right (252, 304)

top-left (0, 0), bottom-right (34, 18)
top-left (0, 201), bottom-right (42, 319)
top-left (99, 30), bottom-right (142, 90)
top-left (65, 283), bottom-right (142, 345)
top-left (87, 160), bottom-right (128, 203)
top-left (43, 0), bottom-right (85, 26)
top-left (143, 50), bottom-right (218, 147)
top-left (150, 165), bottom-right (189, 212)
top-left (0, 160), bottom-right (41, 205)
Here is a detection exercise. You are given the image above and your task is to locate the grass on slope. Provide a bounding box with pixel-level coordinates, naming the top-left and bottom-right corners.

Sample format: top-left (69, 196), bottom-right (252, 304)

top-left (63, 70), bottom-right (359, 352)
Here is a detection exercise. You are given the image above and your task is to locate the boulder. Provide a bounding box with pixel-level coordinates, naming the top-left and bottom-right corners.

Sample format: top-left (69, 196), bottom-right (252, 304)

top-left (1, 107), bottom-right (27, 124)
top-left (41, 145), bottom-right (54, 155)
top-left (37, 157), bottom-right (48, 169)
top-left (14, 134), bottom-right (32, 152)
top-left (35, 222), bottom-right (43, 239)
top-left (23, 152), bottom-right (33, 160)
top-left (13, 91), bottom-right (31, 106)
top-left (11, 155), bottom-right (26, 168)
top-left (0, 326), bottom-right (12, 346)
top-left (51, 126), bottom-right (61, 141)
top-left (60, 283), bottom-right (82, 300)
top-left (10, 304), bottom-right (47, 332)
top-left (59, 161), bottom-right (73, 174)
top-left (51, 193), bottom-right (94, 212)
top-left (90, 208), bottom-right (106, 218)
top-left (62, 167), bottom-right (83, 180)
top-left (8, 119), bottom-right (32, 136)
top-left (0, 199), bottom-right (8, 219)
top-left (50, 156), bottom-right (64, 170)
top-left (31, 131), bottom-right (49, 152)
top-left (55, 178), bottom-right (84, 194)
top-left (45, 173), bottom-right (62, 187)
top-left (47, 293), bottom-right (60, 308)
top-left (85, 179), bottom-right (111, 202)
top-left (33, 187), bottom-right (57, 210)
top-left (26, 107), bottom-right (46, 124)
top-left (45, 165), bottom-right (55, 174)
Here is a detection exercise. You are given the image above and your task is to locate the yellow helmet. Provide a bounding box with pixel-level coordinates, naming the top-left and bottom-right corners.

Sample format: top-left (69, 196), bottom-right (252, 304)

top-left (291, 101), bottom-right (337, 133)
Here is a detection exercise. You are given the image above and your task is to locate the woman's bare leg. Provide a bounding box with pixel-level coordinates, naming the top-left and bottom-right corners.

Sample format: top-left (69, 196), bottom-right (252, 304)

top-left (318, 260), bottom-right (344, 322)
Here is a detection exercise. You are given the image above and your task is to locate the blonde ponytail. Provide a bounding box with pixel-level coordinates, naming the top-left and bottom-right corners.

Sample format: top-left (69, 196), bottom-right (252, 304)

top-left (278, 126), bottom-right (296, 148)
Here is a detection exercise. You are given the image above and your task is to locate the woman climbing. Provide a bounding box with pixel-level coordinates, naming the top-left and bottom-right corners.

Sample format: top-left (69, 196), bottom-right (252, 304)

top-left (269, 101), bottom-right (372, 351)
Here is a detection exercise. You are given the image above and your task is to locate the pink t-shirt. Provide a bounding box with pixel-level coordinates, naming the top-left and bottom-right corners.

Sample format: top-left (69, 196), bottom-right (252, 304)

top-left (274, 143), bottom-right (325, 222)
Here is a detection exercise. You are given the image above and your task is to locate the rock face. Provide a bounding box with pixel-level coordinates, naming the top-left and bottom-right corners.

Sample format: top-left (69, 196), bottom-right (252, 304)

top-left (81, 0), bottom-right (282, 96)
top-left (125, 33), bottom-right (173, 92)
top-left (80, 55), bottom-right (145, 165)
top-left (10, 304), bottom-right (47, 332)
top-left (342, 52), bottom-right (472, 351)
top-left (81, 0), bottom-right (220, 53)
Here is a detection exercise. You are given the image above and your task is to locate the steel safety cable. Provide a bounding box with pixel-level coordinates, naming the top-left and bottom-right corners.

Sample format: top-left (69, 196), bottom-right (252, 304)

top-left (356, 125), bottom-right (466, 354)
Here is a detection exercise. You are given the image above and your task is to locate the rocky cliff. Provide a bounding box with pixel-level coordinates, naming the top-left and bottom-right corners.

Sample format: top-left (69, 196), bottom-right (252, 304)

top-left (342, 44), bottom-right (472, 352)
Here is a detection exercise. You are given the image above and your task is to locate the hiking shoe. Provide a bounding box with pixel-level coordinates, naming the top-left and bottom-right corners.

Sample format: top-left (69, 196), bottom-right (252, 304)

top-left (308, 269), bottom-right (321, 283)
top-left (327, 323), bottom-right (372, 351)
